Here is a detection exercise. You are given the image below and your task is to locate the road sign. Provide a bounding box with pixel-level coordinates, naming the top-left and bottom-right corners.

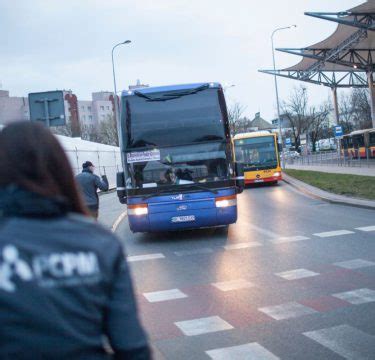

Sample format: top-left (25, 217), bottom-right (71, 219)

top-left (28, 91), bottom-right (66, 127)
top-left (334, 125), bottom-right (343, 138)
top-left (285, 137), bottom-right (292, 145)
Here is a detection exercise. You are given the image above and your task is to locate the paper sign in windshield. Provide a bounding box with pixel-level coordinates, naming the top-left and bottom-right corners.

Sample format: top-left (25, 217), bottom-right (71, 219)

top-left (127, 149), bottom-right (161, 163)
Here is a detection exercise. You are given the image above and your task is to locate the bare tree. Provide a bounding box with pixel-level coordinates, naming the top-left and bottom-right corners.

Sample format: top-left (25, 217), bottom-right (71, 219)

top-left (228, 102), bottom-right (247, 135)
top-left (97, 115), bottom-right (119, 146)
top-left (351, 88), bottom-right (372, 129)
top-left (50, 120), bottom-right (74, 137)
top-left (80, 123), bottom-right (100, 143)
top-left (307, 102), bottom-right (330, 152)
top-left (338, 92), bottom-right (355, 134)
top-left (282, 85), bottom-right (309, 148)
top-left (338, 88), bottom-right (372, 132)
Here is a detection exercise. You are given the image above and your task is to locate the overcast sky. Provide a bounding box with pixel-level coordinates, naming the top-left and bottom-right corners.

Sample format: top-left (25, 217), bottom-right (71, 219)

top-left (0, 0), bottom-right (364, 121)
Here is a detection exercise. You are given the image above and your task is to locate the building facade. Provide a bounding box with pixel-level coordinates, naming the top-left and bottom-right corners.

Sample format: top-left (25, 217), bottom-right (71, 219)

top-left (0, 90), bottom-right (29, 124)
top-left (0, 89), bottom-right (115, 131)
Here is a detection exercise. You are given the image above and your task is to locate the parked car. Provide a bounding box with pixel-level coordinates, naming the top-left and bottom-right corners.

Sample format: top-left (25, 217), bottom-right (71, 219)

top-left (281, 150), bottom-right (300, 159)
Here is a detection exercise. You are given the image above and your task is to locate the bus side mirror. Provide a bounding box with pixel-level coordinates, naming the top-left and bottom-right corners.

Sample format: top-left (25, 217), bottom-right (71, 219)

top-left (277, 143), bottom-right (282, 152)
top-left (235, 162), bottom-right (244, 194)
top-left (116, 171), bottom-right (127, 204)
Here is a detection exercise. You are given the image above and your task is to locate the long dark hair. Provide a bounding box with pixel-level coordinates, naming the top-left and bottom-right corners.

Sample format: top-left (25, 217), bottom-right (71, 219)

top-left (0, 121), bottom-right (87, 214)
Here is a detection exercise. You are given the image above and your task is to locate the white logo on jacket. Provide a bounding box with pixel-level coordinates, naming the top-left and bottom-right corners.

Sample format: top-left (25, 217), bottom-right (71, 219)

top-left (0, 245), bottom-right (100, 292)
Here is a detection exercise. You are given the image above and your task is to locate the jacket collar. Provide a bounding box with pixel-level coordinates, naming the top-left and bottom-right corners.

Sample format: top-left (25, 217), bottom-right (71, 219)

top-left (0, 186), bottom-right (70, 218)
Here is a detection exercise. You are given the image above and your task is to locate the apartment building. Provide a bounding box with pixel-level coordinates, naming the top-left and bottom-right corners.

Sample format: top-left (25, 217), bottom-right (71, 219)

top-left (0, 89), bottom-right (115, 130)
top-left (0, 90), bottom-right (29, 124)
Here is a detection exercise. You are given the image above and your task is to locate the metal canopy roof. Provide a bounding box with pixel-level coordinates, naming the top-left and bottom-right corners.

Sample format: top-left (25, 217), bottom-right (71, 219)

top-left (259, 1), bottom-right (375, 88)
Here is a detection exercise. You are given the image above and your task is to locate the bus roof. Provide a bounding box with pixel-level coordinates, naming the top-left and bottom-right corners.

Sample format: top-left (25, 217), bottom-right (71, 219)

top-left (121, 82), bottom-right (222, 97)
top-left (233, 131), bottom-right (275, 140)
top-left (346, 128), bottom-right (375, 136)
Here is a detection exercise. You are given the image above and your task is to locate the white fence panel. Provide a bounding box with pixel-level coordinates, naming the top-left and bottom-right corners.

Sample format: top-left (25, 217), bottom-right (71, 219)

top-left (56, 135), bottom-right (122, 189)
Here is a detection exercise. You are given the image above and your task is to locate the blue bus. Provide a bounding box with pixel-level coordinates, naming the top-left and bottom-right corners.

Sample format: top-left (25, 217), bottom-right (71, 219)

top-left (116, 83), bottom-right (243, 233)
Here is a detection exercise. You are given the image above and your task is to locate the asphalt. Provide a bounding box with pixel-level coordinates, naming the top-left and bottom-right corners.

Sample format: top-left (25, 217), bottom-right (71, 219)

top-left (98, 191), bottom-right (126, 229)
top-left (104, 182), bottom-right (375, 360)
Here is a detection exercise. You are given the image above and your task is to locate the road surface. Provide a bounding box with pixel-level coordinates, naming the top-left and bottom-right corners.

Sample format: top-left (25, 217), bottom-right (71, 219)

top-left (106, 182), bottom-right (375, 359)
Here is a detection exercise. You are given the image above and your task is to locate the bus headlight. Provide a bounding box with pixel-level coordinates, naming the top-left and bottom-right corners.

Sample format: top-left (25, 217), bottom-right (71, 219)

top-left (128, 204), bottom-right (148, 216)
top-left (215, 195), bottom-right (237, 208)
top-left (273, 172), bottom-right (281, 177)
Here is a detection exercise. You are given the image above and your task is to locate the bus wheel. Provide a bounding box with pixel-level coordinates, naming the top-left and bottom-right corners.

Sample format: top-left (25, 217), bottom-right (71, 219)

top-left (269, 181), bottom-right (278, 186)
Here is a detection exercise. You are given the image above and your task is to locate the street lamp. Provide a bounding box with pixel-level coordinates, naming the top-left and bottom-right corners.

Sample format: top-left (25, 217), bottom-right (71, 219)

top-left (271, 25), bottom-right (296, 168)
top-left (111, 39), bottom-right (131, 147)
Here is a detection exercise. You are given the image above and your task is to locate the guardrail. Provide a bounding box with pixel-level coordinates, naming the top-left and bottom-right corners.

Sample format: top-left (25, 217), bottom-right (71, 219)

top-left (286, 150), bottom-right (375, 168)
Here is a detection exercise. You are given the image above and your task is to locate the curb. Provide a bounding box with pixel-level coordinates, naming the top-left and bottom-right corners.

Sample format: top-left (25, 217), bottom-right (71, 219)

top-left (282, 174), bottom-right (375, 211)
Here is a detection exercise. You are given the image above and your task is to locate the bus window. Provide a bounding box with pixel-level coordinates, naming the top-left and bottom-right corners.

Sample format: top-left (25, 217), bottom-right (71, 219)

top-left (352, 134), bottom-right (365, 148)
top-left (369, 132), bottom-right (375, 146)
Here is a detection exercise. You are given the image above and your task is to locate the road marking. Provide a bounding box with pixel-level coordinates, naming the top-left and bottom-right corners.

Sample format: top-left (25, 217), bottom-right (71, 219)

top-left (271, 235), bottom-right (310, 244)
top-left (355, 225), bottom-right (375, 232)
top-left (313, 230), bottom-right (354, 238)
top-left (143, 288), bottom-right (188, 303)
top-left (212, 279), bottom-right (255, 292)
top-left (303, 324), bottom-right (375, 360)
top-left (175, 316), bottom-right (233, 336)
top-left (333, 259), bottom-right (375, 269)
top-left (333, 288), bottom-right (375, 305)
top-left (127, 253), bottom-right (165, 262)
top-left (276, 268), bottom-right (319, 280)
top-left (258, 301), bottom-right (317, 320)
top-left (111, 210), bottom-right (127, 232)
top-left (223, 242), bottom-right (262, 250)
top-left (174, 248), bottom-right (214, 256)
top-left (206, 342), bottom-right (279, 360)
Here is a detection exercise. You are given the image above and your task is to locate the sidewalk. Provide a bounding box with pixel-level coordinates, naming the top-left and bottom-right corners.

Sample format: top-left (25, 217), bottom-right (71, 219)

top-left (283, 173), bottom-right (375, 210)
top-left (286, 164), bottom-right (375, 177)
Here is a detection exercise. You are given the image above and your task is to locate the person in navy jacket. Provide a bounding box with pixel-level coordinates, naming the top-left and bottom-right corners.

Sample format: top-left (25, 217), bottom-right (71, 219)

top-left (0, 122), bottom-right (151, 360)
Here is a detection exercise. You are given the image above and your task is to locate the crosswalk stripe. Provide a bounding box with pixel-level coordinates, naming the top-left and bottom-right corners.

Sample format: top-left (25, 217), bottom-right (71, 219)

top-left (304, 325), bottom-right (375, 360)
top-left (313, 230), bottom-right (354, 238)
top-left (127, 253), bottom-right (165, 262)
top-left (355, 225), bottom-right (375, 232)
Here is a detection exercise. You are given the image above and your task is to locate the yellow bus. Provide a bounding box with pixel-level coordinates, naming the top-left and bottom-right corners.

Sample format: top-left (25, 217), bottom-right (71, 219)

top-left (341, 128), bottom-right (375, 159)
top-left (233, 131), bottom-right (282, 185)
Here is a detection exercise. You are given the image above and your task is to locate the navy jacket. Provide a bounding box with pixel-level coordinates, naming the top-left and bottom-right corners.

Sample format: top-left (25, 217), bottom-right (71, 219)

top-left (0, 187), bottom-right (150, 359)
top-left (76, 169), bottom-right (109, 209)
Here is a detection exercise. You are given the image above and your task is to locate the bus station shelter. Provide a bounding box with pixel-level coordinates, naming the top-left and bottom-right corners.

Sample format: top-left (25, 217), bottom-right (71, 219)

top-left (260, 0), bottom-right (375, 128)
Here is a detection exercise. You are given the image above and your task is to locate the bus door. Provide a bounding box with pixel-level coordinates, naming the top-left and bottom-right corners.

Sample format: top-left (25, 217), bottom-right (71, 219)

top-left (368, 131), bottom-right (375, 158)
top-left (353, 134), bottom-right (365, 158)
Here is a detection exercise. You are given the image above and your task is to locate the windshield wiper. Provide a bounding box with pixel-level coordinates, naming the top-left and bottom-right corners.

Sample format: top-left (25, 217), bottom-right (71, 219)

top-left (184, 183), bottom-right (218, 194)
top-left (142, 187), bottom-right (174, 200)
top-left (142, 182), bottom-right (218, 199)
top-left (133, 84), bottom-right (209, 102)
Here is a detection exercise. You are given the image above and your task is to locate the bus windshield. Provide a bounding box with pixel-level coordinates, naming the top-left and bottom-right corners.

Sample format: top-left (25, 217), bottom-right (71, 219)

top-left (234, 136), bottom-right (278, 169)
top-left (122, 87), bottom-right (226, 148)
top-left (126, 142), bottom-right (230, 192)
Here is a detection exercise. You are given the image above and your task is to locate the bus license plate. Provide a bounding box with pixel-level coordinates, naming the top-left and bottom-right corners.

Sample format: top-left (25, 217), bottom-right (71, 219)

top-left (254, 179), bottom-right (264, 183)
top-left (171, 215), bottom-right (196, 223)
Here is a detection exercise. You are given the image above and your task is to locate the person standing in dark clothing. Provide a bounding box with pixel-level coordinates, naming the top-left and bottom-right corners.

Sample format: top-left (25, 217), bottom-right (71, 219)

top-left (0, 122), bottom-right (151, 359)
top-left (75, 161), bottom-right (109, 218)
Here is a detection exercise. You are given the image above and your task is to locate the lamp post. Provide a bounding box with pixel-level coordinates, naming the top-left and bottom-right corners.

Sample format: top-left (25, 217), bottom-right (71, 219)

top-left (271, 25), bottom-right (296, 168)
top-left (111, 40), bottom-right (131, 194)
top-left (111, 40), bottom-right (131, 147)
